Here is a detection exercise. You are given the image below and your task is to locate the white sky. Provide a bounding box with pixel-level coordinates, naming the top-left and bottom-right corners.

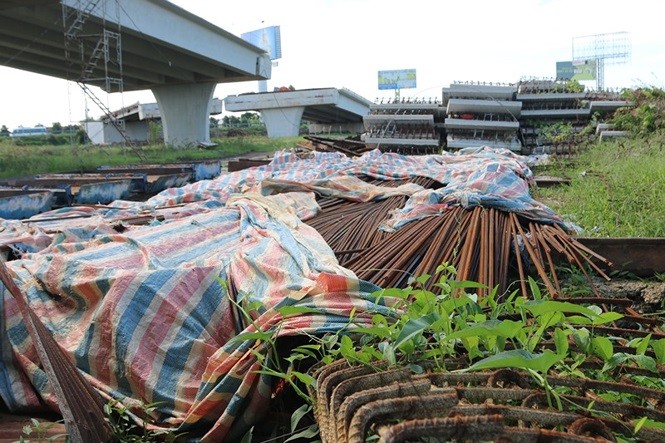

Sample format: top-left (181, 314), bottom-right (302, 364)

top-left (0, 0), bottom-right (663, 130)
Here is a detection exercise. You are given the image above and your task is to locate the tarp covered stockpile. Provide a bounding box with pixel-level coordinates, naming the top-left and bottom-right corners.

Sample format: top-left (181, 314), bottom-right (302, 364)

top-left (0, 148), bottom-right (607, 440)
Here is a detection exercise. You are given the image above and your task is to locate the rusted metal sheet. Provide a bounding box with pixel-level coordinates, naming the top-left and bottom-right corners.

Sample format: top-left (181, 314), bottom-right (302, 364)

top-left (577, 237), bottom-right (665, 277)
top-left (99, 160), bottom-right (221, 181)
top-left (0, 167), bottom-right (192, 208)
top-left (227, 158), bottom-right (271, 172)
top-left (74, 180), bottom-right (133, 204)
top-left (97, 167), bottom-right (196, 195)
top-left (0, 189), bottom-right (54, 220)
top-left (104, 173), bottom-right (148, 193)
top-left (33, 173), bottom-right (147, 192)
top-left (187, 160), bottom-right (222, 181)
top-left (533, 175), bottom-right (571, 187)
top-left (304, 135), bottom-right (374, 157)
top-left (0, 174), bottom-right (144, 206)
top-left (97, 165), bottom-right (194, 176)
top-left (3, 174), bottom-right (139, 188)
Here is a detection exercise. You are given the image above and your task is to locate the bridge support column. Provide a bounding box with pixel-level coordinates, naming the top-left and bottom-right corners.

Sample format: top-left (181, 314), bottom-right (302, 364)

top-left (260, 107), bottom-right (305, 138)
top-left (152, 82), bottom-right (216, 148)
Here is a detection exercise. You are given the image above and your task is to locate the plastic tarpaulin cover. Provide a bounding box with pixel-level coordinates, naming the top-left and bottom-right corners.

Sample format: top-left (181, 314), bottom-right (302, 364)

top-left (0, 147), bottom-right (565, 440)
top-left (0, 192), bottom-right (393, 441)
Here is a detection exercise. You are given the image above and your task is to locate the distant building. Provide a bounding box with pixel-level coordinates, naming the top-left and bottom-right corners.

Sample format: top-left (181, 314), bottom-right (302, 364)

top-left (10, 126), bottom-right (48, 137)
top-left (83, 98), bottom-right (222, 145)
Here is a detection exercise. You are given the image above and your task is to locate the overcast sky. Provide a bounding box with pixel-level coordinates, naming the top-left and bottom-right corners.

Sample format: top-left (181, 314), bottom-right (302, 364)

top-left (0, 0), bottom-right (663, 130)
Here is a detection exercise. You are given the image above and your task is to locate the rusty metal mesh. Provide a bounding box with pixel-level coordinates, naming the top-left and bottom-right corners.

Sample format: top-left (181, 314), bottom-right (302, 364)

top-left (306, 289), bottom-right (665, 443)
top-left (311, 363), bottom-right (665, 443)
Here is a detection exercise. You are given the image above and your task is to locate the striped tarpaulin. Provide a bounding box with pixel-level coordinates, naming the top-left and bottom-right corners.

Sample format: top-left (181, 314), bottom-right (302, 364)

top-left (1, 192), bottom-right (393, 441)
top-left (0, 147), bottom-right (562, 440)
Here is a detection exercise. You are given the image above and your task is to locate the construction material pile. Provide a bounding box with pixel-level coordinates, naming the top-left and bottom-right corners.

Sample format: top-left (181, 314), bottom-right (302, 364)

top-left (299, 135), bottom-right (374, 157)
top-left (0, 147), bottom-right (612, 440)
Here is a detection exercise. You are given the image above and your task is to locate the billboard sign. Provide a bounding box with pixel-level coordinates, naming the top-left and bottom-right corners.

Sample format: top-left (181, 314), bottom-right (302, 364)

top-left (241, 26), bottom-right (282, 60)
top-left (556, 61), bottom-right (575, 80)
top-left (572, 59), bottom-right (596, 80)
top-left (378, 69), bottom-right (417, 90)
top-left (556, 60), bottom-right (597, 81)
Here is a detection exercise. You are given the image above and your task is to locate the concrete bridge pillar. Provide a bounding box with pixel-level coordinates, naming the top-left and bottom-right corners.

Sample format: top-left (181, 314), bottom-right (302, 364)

top-left (260, 107), bottom-right (305, 138)
top-left (152, 82), bottom-right (216, 147)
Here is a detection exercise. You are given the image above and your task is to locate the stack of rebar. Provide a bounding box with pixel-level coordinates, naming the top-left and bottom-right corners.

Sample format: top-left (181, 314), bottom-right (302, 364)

top-left (300, 135), bottom-right (375, 157)
top-left (305, 177), bottom-right (611, 298)
top-left (306, 176), bottom-right (440, 264)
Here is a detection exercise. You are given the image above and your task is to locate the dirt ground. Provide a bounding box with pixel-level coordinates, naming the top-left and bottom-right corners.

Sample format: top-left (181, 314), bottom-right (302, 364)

top-left (595, 278), bottom-right (665, 306)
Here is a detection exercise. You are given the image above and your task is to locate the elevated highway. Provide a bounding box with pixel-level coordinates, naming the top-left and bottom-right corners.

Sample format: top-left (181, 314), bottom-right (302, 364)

top-left (225, 87), bottom-right (372, 138)
top-left (0, 0), bottom-right (271, 146)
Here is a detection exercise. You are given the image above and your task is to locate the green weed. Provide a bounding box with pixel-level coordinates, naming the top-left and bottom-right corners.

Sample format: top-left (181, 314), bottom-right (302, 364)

top-left (228, 263), bottom-right (665, 442)
top-left (18, 418), bottom-right (67, 442)
top-left (533, 132), bottom-right (665, 237)
top-left (103, 400), bottom-right (184, 443)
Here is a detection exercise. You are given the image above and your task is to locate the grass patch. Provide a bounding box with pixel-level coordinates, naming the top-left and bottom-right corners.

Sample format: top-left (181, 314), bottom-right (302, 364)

top-left (533, 133), bottom-right (665, 237)
top-left (0, 135), bottom-right (303, 179)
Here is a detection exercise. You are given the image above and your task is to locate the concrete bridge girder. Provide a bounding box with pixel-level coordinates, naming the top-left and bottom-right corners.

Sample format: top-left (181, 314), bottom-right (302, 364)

top-left (1, 0), bottom-right (272, 148)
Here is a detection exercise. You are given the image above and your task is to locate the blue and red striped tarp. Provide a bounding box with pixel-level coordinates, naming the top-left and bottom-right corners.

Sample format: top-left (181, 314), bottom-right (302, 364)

top-left (0, 147), bottom-right (567, 440)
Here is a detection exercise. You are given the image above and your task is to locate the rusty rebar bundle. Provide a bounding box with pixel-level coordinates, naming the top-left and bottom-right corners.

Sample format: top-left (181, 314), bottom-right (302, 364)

top-left (307, 182), bottom-right (612, 298)
top-left (348, 207), bottom-right (608, 296)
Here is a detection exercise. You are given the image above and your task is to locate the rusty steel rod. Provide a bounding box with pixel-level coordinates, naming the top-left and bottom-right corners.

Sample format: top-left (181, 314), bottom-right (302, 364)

top-left (305, 174), bottom-right (612, 299)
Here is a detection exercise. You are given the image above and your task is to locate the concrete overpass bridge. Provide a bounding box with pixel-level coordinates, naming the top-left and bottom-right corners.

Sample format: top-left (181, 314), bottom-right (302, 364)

top-left (225, 87), bottom-right (373, 138)
top-left (0, 0), bottom-right (271, 146)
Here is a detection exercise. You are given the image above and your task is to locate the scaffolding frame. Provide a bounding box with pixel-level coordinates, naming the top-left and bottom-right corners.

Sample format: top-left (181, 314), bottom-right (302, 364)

top-left (61, 1), bottom-right (145, 159)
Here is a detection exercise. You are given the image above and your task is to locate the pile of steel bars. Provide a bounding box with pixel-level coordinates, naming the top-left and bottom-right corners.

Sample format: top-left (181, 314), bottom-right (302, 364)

top-left (300, 135), bottom-right (374, 157)
top-left (305, 178), bottom-right (611, 298)
top-left (306, 176), bottom-right (438, 261)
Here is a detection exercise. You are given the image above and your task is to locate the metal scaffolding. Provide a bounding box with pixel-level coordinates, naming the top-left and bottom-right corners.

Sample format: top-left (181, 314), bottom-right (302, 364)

top-left (61, 1), bottom-right (144, 158)
top-left (62, 0), bottom-right (123, 93)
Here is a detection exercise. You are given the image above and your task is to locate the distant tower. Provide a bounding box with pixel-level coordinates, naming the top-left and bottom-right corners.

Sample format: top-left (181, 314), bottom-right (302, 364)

top-left (572, 32), bottom-right (631, 90)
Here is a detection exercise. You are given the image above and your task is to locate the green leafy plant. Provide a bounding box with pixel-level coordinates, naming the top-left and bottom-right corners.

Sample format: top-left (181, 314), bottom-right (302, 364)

top-left (610, 87), bottom-right (665, 137)
top-left (18, 418), bottom-right (67, 443)
top-left (225, 263), bottom-right (665, 442)
top-left (103, 400), bottom-right (184, 443)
